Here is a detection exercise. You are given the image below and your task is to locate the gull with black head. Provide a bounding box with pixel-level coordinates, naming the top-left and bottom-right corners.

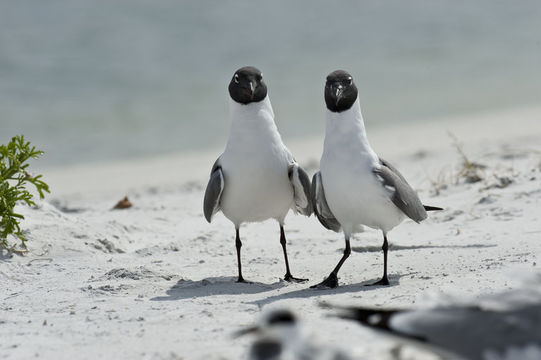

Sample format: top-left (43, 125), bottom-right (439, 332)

top-left (235, 308), bottom-right (351, 360)
top-left (204, 66), bottom-right (312, 283)
top-left (311, 70), bottom-right (442, 289)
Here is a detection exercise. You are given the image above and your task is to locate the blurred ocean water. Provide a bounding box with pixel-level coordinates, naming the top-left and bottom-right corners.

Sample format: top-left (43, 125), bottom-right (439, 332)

top-left (1, 0), bottom-right (540, 167)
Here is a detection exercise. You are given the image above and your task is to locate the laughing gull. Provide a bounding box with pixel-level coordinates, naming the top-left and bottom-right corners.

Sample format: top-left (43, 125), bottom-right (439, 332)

top-left (311, 70), bottom-right (442, 288)
top-left (235, 308), bottom-right (351, 360)
top-left (204, 66), bottom-right (312, 283)
top-left (328, 297), bottom-right (541, 360)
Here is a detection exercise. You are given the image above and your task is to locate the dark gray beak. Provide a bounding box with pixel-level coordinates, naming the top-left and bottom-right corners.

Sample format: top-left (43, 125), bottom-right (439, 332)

top-left (232, 325), bottom-right (260, 338)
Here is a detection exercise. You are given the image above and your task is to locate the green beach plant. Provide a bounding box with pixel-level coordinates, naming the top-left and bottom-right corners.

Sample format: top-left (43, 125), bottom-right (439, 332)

top-left (0, 135), bottom-right (49, 251)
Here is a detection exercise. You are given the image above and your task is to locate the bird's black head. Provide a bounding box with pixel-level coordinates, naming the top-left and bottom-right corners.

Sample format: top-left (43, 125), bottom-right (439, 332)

top-left (265, 309), bottom-right (297, 327)
top-left (325, 70), bottom-right (358, 112)
top-left (228, 66), bottom-right (267, 104)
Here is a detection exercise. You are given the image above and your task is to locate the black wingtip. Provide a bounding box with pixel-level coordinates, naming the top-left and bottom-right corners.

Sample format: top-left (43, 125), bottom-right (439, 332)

top-left (333, 306), bottom-right (428, 343)
top-left (424, 205), bottom-right (443, 211)
top-left (203, 204), bottom-right (212, 223)
top-left (329, 306), bottom-right (404, 335)
top-left (203, 189), bottom-right (213, 223)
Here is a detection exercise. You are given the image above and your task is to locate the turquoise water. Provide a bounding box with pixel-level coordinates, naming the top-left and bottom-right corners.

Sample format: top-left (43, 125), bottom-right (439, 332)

top-left (2, 0), bottom-right (541, 167)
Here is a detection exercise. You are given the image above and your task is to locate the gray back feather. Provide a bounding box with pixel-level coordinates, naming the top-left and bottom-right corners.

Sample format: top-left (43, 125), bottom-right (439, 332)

top-left (348, 304), bottom-right (541, 360)
top-left (404, 304), bottom-right (541, 360)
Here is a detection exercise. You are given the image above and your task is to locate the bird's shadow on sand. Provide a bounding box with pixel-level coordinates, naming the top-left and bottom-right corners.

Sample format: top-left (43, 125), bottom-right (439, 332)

top-left (151, 276), bottom-right (287, 301)
top-left (151, 245), bottom-right (495, 302)
top-left (249, 273), bottom-right (410, 307)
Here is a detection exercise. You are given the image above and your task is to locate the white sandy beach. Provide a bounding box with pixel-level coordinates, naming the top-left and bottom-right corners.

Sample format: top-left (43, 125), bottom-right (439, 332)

top-left (2, 107), bottom-right (541, 359)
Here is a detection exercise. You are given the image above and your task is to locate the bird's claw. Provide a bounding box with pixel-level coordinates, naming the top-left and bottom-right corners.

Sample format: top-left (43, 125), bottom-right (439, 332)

top-left (310, 273), bottom-right (339, 289)
top-left (284, 274), bottom-right (309, 283)
top-left (366, 277), bottom-right (390, 286)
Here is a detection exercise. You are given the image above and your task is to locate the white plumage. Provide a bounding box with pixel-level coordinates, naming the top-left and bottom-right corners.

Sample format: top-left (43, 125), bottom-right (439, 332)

top-left (321, 98), bottom-right (406, 237)
top-left (220, 96), bottom-right (296, 226)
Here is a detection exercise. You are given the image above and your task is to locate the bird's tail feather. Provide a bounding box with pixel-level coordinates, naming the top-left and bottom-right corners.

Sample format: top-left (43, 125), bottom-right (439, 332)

top-left (424, 205), bottom-right (443, 211)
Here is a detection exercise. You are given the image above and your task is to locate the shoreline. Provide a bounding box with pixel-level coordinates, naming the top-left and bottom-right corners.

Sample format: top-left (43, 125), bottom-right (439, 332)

top-left (42, 105), bottom-right (541, 198)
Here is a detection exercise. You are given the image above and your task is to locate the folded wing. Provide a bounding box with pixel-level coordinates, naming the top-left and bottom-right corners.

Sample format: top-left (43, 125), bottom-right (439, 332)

top-left (311, 171), bottom-right (341, 232)
top-left (288, 163), bottom-right (312, 216)
top-left (373, 158), bottom-right (427, 223)
top-left (203, 158), bottom-right (225, 223)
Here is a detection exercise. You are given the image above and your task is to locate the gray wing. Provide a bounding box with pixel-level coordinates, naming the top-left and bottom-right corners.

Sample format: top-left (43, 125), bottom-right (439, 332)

top-left (337, 303), bottom-right (541, 360)
top-left (288, 163), bottom-right (312, 216)
top-left (395, 304), bottom-right (541, 360)
top-left (373, 158), bottom-right (427, 223)
top-left (311, 172), bottom-right (341, 232)
top-left (333, 306), bottom-right (469, 360)
top-left (203, 157), bottom-right (224, 223)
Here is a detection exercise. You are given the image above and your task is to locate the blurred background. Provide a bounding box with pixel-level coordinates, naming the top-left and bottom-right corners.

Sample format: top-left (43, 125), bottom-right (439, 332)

top-left (1, 0), bottom-right (540, 168)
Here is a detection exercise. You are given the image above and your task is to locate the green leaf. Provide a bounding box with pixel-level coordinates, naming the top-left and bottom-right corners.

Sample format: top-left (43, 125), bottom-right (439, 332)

top-left (1, 135), bottom-right (49, 249)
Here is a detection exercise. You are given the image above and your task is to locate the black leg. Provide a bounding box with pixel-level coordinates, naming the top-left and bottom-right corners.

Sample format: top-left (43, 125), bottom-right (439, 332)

top-left (367, 232), bottom-right (390, 286)
top-left (311, 236), bottom-right (351, 289)
top-left (235, 227), bottom-right (246, 283)
top-left (280, 226), bottom-right (308, 283)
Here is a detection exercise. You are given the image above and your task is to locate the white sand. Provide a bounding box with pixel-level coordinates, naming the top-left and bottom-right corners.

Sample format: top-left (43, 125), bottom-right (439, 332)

top-left (2, 106), bottom-right (541, 359)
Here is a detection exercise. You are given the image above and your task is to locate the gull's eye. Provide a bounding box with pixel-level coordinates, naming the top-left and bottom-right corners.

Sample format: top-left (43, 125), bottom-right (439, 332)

top-left (234, 74), bottom-right (239, 83)
top-left (347, 77), bottom-right (353, 85)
